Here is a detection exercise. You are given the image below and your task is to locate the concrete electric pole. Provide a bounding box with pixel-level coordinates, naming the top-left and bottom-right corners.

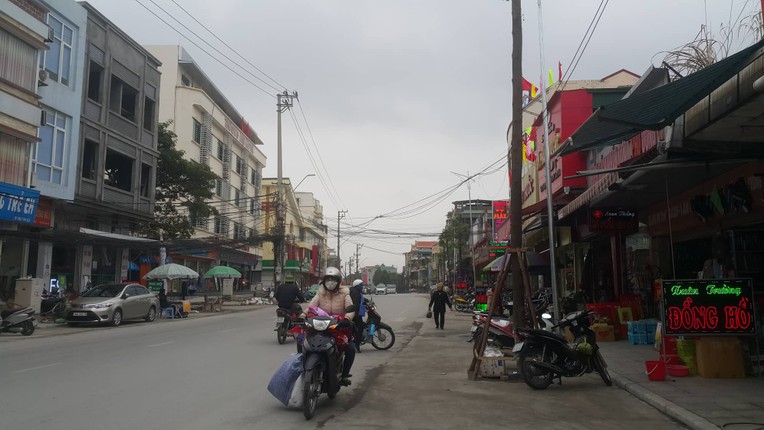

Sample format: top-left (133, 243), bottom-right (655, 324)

top-left (337, 210), bottom-right (347, 270)
top-left (275, 90), bottom-right (298, 286)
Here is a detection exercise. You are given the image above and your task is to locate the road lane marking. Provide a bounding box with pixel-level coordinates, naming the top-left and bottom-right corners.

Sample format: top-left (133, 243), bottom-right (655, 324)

top-left (221, 328), bottom-right (236, 333)
top-left (393, 317), bottom-right (406, 322)
top-left (13, 362), bottom-right (62, 374)
top-left (147, 341), bottom-right (174, 348)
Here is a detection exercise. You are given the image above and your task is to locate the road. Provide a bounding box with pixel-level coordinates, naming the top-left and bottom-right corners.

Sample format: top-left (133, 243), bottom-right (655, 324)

top-left (1, 293), bottom-right (683, 429)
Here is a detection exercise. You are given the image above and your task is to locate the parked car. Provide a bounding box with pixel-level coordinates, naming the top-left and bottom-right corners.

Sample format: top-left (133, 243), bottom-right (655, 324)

top-left (66, 283), bottom-right (159, 327)
top-left (304, 284), bottom-right (321, 301)
top-left (386, 284), bottom-right (397, 294)
top-left (375, 285), bottom-right (387, 295)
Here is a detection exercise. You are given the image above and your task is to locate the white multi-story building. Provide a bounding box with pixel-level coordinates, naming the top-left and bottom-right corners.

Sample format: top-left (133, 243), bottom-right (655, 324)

top-left (146, 45), bottom-right (267, 290)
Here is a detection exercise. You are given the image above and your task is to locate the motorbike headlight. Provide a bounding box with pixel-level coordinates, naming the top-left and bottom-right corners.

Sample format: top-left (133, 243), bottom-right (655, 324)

top-left (541, 313), bottom-right (552, 319)
top-left (311, 319), bottom-right (331, 331)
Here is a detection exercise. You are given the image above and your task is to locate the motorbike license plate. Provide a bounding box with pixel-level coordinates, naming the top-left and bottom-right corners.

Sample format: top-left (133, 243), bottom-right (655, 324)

top-left (73, 312), bottom-right (87, 317)
top-left (276, 317), bottom-right (284, 323)
top-left (470, 326), bottom-right (477, 333)
top-left (512, 342), bottom-right (524, 353)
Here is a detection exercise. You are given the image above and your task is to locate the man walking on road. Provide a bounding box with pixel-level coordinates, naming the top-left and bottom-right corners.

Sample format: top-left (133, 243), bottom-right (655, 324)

top-left (428, 283), bottom-right (452, 329)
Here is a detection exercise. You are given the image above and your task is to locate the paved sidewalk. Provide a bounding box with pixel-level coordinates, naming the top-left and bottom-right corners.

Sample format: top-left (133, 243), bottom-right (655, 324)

top-left (599, 340), bottom-right (764, 430)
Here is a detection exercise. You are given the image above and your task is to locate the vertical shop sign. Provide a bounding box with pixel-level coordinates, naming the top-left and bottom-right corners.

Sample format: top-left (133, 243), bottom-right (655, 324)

top-left (493, 201), bottom-right (507, 240)
top-left (662, 279), bottom-right (756, 335)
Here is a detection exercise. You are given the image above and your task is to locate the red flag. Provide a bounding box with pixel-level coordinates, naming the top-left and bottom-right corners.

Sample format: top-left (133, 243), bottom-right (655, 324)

top-left (558, 62), bottom-right (563, 81)
top-left (240, 118), bottom-right (251, 137)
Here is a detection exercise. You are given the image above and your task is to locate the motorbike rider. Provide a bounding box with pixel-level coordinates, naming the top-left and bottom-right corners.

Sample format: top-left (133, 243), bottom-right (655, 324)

top-left (350, 279), bottom-right (366, 353)
top-left (273, 272), bottom-right (305, 316)
top-left (302, 267), bottom-right (356, 386)
top-left (428, 282), bottom-right (452, 329)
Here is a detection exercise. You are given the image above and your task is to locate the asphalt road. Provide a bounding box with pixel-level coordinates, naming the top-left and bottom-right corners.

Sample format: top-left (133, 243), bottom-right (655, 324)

top-left (0, 293), bottom-right (424, 430)
top-left (2, 293), bottom-right (684, 430)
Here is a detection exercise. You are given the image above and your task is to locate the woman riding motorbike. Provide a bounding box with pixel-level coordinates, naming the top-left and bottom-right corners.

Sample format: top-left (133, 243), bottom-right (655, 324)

top-left (301, 267), bottom-right (356, 386)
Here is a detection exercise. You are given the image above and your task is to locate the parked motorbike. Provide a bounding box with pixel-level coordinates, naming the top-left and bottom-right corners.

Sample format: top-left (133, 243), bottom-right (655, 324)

top-left (357, 297), bottom-right (395, 350)
top-left (513, 309), bottom-right (612, 390)
top-left (454, 295), bottom-right (475, 312)
top-left (297, 315), bottom-right (353, 420)
top-left (275, 305), bottom-right (302, 345)
top-left (468, 312), bottom-right (517, 351)
top-left (1, 307), bottom-right (36, 336)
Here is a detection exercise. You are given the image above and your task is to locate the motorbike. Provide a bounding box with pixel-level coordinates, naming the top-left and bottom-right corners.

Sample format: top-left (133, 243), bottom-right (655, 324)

top-left (357, 297), bottom-right (396, 350)
top-left (1, 306), bottom-right (36, 336)
top-left (513, 309), bottom-right (612, 390)
top-left (468, 312), bottom-right (517, 351)
top-left (297, 315), bottom-right (353, 420)
top-left (454, 292), bottom-right (475, 312)
top-left (275, 304), bottom-right (302, 345)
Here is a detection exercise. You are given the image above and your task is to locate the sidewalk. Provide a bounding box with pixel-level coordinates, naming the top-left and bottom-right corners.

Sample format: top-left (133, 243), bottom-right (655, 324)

top-left (599, 340), bottom-right (764, 430)
top-left (325, 310), bottom-right (764, 430)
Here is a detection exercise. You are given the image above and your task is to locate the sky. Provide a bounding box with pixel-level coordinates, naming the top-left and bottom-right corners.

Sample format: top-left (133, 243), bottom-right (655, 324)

top-left (86, 0), bottom-right (762, 272)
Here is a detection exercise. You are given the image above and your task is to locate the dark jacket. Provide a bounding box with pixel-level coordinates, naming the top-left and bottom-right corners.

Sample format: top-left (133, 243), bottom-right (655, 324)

top-left (274, 282), bottom-right (305, 310)
top-left (429, 290), bottom-right (452, 311)
top-left (348, 286), bottom-right (363, 321)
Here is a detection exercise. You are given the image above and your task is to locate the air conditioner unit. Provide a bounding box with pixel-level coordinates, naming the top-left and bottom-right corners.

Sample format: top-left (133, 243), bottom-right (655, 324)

top-left (37, 69), bottom-right (49, 87)
top-left (45, 26), bottom-right (54, 43)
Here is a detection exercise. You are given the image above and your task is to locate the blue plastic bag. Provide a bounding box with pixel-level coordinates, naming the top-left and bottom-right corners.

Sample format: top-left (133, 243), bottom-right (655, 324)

top-left (267, 353), bottom-right (303, 406)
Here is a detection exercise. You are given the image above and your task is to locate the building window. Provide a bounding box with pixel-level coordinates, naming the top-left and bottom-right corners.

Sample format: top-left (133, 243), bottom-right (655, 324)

top-left (235, 154), bottom-right (243, 174)
top-left (215, 178), bottom-right (222, 197)
top-left (81, 140), bottom-right (98, 180)
top-left (35, 109), bottom-right (67, 184)
top-left (0, 28), bottom-right (36, 91)
top-left (250, 199), bottom-right (257, 215)
top-left (233, 222), bottom-right (244, 240)
top-left (140, 163), bottom-right (151, 197)
top-left (42, 15), bottom-right (73, 86)
top-left (234, 188), bottom-right (240, 207)
top-left (192, 118), bottom-right (201, 143)
top-left (143, 97), bottom-right (155, 132)
top-left (214, 216), bottom-right (228, 237)
top-left (109, 76), bottom-right (138, 122)
top-left (216, 138), bottom-right (224, 159)
top-left (87, 61), bottom-right (103, 102)
top-left (104, 149), bottom-right (134, 192)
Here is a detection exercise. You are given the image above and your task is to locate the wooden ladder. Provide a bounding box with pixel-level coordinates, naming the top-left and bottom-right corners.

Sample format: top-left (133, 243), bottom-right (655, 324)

top-left (468, 247), bottom-right (537, 380)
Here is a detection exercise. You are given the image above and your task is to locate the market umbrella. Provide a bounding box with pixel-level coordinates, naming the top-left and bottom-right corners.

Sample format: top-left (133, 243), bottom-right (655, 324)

top-left (204, 265), bottom-right (242, 278)
top-left (144, 263), bottom-right (200, 280)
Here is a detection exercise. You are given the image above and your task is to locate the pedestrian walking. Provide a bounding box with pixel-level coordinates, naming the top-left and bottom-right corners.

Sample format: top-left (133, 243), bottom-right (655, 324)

top-left (428, 283), bottom-right (452, 329)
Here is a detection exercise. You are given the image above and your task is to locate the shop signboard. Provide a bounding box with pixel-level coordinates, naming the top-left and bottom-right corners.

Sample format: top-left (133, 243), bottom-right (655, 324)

top-left (0, 182), bottom-right (40, 224)
top-left (662, 278), bottom-right (756, 335)
top-left (147, 280), bottom-right (164, 292)
top-left (589, 208), bottom-right (638, 232)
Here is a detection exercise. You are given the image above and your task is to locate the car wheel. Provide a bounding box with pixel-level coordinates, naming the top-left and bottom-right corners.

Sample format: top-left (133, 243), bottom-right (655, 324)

top-left (145, 306), bottom-right (156, 322)
top-left (111, 309), bottom-right (123, 327)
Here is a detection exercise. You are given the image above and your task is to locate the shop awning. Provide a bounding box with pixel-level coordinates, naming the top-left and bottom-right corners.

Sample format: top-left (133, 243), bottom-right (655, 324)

top-left (483, 252), bottom-right (549, 273)
top-left (79, 227), bottom-right (157, 244)
top-left (559, 39), bottom-right (764, 155)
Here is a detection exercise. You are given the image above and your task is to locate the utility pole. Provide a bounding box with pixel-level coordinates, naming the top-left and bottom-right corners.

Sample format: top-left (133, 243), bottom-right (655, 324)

top-left (337, 210), bottom-right (347, 270)
top-left (451, 171), bottom-right (478, 292)
top-left (275, 90), bottom-right (298, 286)
top-left (510, 0), bottom-right (525, 328)
top-left (355, 244), bottom-right (362, 279)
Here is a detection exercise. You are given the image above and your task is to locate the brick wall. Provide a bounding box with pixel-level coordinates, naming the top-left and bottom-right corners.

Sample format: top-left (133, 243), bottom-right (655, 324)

top-left (9, 0), bottom-right (48, 23)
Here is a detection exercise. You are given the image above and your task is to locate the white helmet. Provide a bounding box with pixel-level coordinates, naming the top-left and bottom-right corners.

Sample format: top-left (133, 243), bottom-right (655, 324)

top-left (352, 279), bottom-right (364, 287)
top-left (323, 267), bottom-right (342, 292)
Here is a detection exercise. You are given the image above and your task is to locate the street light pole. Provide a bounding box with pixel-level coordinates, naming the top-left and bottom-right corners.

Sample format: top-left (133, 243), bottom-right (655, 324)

top-left (293, 173), bottom-right (315, 191)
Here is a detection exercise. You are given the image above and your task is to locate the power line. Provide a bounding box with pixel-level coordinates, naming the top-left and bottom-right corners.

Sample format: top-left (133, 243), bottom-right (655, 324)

top-left (131, 0), bottom-right (277, 99)
top-left (167, 0), bottom-right (288, 92)
top-left (557, 0), bottom-right (609, 94)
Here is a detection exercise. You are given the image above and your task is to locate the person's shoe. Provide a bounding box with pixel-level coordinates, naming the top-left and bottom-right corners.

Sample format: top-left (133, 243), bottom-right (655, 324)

top-left (435, 325), bottom-right (440, 329)
top-left (355, 343), bottom-right (362, 353)
top-left (339, 377), bottom-right (352, 386)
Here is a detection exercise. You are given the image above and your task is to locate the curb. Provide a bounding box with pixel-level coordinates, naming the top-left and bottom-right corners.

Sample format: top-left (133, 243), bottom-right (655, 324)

top-left (610, 370), bottom-right (719, 430)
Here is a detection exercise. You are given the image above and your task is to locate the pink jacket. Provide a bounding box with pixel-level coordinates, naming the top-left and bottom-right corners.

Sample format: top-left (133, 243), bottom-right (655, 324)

top-left (308, 285), bottom-right (355, 319)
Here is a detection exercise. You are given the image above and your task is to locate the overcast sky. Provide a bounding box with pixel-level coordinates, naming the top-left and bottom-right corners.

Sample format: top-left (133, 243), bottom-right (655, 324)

top-left (86, 0), bottom-right (761, 272)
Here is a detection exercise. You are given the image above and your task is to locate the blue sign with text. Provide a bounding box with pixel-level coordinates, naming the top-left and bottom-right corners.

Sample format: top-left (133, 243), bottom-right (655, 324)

top-left (0, 182), bottom-right (40, 224)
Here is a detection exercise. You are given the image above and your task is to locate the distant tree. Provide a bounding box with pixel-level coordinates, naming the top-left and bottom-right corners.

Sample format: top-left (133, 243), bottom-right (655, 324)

top-left (373, 270), bottom-right (392, 286)
top-left (139, 122), bottom-right (219, 240)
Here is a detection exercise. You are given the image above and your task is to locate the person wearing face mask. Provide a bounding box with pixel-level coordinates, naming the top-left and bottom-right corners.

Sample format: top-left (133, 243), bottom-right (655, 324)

top-left (302, 266), bottom-right (356, 386)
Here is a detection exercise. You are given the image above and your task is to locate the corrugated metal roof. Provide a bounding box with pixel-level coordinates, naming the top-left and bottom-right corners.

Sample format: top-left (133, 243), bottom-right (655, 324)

top-left (561, 39), bottom-right (764, 155)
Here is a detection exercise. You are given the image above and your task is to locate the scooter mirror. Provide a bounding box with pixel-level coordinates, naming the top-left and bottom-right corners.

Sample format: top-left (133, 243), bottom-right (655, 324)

top-left (541, 312), bottom-right (552, 320)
